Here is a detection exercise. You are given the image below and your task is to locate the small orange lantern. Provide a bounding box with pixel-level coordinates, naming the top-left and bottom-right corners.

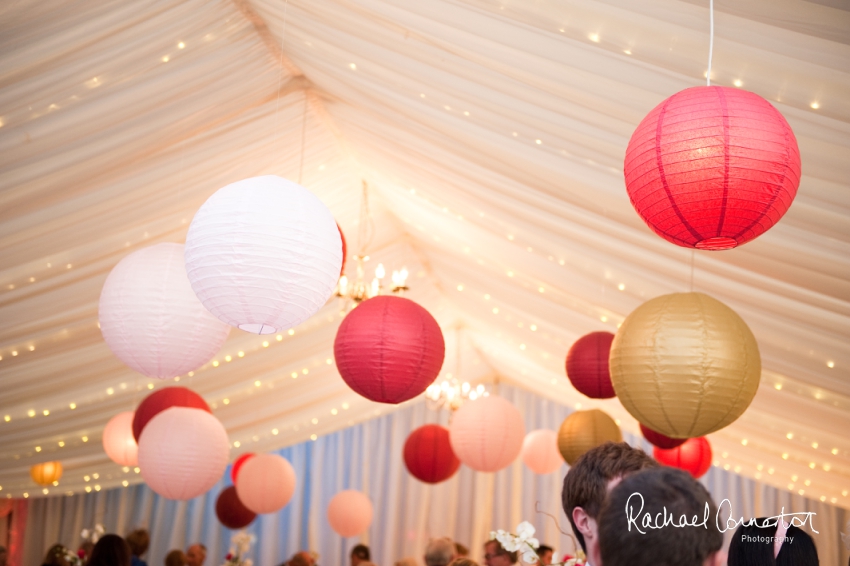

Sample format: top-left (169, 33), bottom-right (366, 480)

top-left (31, 461), bottom-right (63, 485)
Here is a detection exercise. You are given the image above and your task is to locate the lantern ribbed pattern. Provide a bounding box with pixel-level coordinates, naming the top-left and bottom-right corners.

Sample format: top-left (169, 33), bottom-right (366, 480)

top-left (334, 296), bottom-right (445, 404)
top-left (215, 486), bottom-right (257, 529)
top-left (185, 175), bottom-right (341, 334)
top-left (403, 424), bottom-right (460, 484)
top-left (521, 429), bottom-right (564, 475)
top-left (137, 407), bottom-right (229, 500)
top-left (640, 423), bottom-right (686, 450)
top-left (103, 411), bottom-right (139, 466)
top-left (624, 86), bottom-right (800, 250)
top-left (610, 292), bottom-right (760, 438)
top-left (557, 409), bottom-right (622, 465)
top-left (99, 243), bottom-right (230, 378)
top-left (327, 490), bottom-right (374, 537)
top-left (133, 387), bottom-right (211, 442)
top-left (566, 331), bottom-right (616, 399)
top-left (653, 437), bottom-right (712, 479)
top-left (235, 453), bottom-right (297, 514)
top-left (449, 396), bottom-right (525, 472)
top-left (30, 461), bottom-right (63, 486)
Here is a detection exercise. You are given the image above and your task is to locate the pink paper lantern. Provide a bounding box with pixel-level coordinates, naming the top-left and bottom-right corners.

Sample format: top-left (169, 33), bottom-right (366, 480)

top-left (103, 411), bottom-right (138, 466)
top-left (521, 429), bottom-right (564, 475)
top-left (327, 490), bottom-right (373, 537)
top-left (137, 407), bottom-right (229, 500)
top-left (99, 243), bottom-right (230, 378)
top-left (449, 396), bottom-right (525, 472)
top-left (235, 453), bottom-right (297, 514)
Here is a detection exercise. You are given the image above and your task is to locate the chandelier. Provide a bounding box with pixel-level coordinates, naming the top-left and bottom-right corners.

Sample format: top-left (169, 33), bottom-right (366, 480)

top-left (425, 326), bottom-right (488, 411)
top-left (335, 181), bottom-right (409, 305)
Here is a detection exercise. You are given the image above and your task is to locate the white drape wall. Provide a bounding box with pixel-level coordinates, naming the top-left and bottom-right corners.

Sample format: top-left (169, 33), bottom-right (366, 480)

top-left (21, 385), bottom-right (849, 566)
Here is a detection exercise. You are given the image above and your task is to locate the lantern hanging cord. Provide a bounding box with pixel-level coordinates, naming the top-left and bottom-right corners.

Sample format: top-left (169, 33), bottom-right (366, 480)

top-left (272, 0), bottom-right (290, 149)
top-left (298, 94), bottom-right (307, 184)
top-left (706, 0), bottom-right (714, 86)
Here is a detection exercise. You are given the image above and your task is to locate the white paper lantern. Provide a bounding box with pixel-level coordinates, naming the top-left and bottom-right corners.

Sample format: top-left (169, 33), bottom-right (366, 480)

top-left (138, 407), bottom-right (229, 500)
top-left (103, 411), bottom-right (138, 466)
top-left (235, 453), bottom-right (297, 514)
top-left (99, 243), bottom-right (230, 378)
top-left (184, 176), bottom-right (342, 335)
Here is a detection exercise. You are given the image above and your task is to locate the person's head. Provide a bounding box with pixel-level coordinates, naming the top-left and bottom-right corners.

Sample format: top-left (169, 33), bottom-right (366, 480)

top-left (165, 550), bottom-right (187, 566)
top-left (561, 442), bottom-right (657, 564)
top-left (425, 538), bottom-right (456, 566)
top-left (448, 559), bottom-right (479, 566)
top-left (536, 546), bottom-right (553, 566)
top-left (42, 544), bottom-right (71, 566)
top-left (288, 553), bottom-right (310, 566)
top-left (89, 535), bottom-right (132, 566)
top-left (483, 540), bottom-right (517, 566)
top-left (126, 529), bottom-right (150, 558)
top-left (728, 518), bottom-right (819, 566)
top-left (777, 524), bottom-right (818, 565)
top-left (454, 543), bottom-right (469, 558)
top-left (186, 544), bottom-right (206, 566)
top-left (598, 467), bottom-right (724, 566)
top-left (78, 541), bottom-right (95, 561)
top-left (351, 544), bottom-right (370, 566)
top-left (0, 545), bottom-right (7, 566)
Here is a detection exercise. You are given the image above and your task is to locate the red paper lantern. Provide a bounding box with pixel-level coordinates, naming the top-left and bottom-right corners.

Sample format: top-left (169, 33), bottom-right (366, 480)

top-left (403, 424), bottom-right (460, 483)
top-left (132, 387), bottom-right (210, 441)
top-left (215, 486), bottom-right (257, 529)
top-left (231, 453), bottom-right (255, 483)
top-left (337, 223), bottom-right (347, 275)
top-left (624, 86), bottom-right (800, 250)
top-left (565, 332), bottom-right (615, 399)
top-left (641, 423), bottom-right (686, 450)
top-left (334, 296), bottom-right (445, 404)
top-left (653, 437), bottom-right (712, 478)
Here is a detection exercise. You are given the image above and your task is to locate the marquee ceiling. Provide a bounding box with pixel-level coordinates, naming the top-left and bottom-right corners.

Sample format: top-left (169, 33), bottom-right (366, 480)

top-left (1, 0), bottom-right (848, 508)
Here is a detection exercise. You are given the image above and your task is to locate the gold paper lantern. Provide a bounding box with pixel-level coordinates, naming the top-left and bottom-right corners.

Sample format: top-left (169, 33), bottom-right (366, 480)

top-left (609, 292), bottom-right (760, 438)
top-left (30, 461), bottom-right (63, 486)
top-left (557, 409), bottom-right (622, 465)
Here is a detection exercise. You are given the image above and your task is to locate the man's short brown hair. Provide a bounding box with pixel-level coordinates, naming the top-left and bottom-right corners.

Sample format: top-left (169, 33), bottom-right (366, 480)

top-left (484, 540), bottom-right (517, 564)
top-left (561, 442), bottom-right (657, 551)
top-left (125, 529), bottom-right (150, 557)
top-left (598, 467), bottom-right (723, 566)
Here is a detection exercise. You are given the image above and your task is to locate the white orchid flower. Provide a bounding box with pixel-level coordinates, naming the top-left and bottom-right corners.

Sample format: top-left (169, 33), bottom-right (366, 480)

top-left (81, 529), bottom-right (90, 539)
top-left (516, 521), bottom-right (536, 541)
top-left (521, 549), bottom-right (538, 563)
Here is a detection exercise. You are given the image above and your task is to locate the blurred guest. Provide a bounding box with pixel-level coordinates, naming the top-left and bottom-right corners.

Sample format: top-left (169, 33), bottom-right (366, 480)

top-left (165, 550), bottom-right (187, 566)
top-left (448, 559), bottom-right (478, 566)
top-left (425, 538), bottom-right (456, 566)
top-left (89, 534), bottom-right (132, 566)
top-left (454, 544), bottom-right (469, 558)
top-left (288, 553), bottom-right (311, 566)
top-left (598, 467), bottom-right (724, 566)
top-left (0, 545), bottom-right (6, 566)
top-left (41, 544), bottom-right (71, 566)
top-left (351, 545), bottom-right (371, 566)
top-left (186, 544), bottom-right (206, 566)
top-left (483, 539), bottom-right (517, 566)
top-left (126, 529), bottom-right (150, 566)
top-left (728, 519), bottom-right (819, 566)
top-left (394, 558), bottom-right (418, 566)
top-left (561, 442), bottom-right (658, 566)
top-left (77, 541), bottom-right (95, 564)
top-left (535, 546), bottom-right (553, 566)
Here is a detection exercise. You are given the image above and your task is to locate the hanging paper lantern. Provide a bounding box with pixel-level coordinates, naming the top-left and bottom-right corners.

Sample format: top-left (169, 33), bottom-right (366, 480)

top-left (334, 296), bottom-right (445, 404)
top-left (337, 223), bottom-right (347, 275)
top-left (185, 175), bottom-right (342, 335)
top-left (327, 490), bottom-right (373, 537)
top-left (103, 411), bottom-right (138, 466)
top-left (235, 453), bottom-right (297, 514)
top-left (30, 461), bottom-right (63, 486)
top-left (653, 437), bottom-right (712, 479)
top-left (521, 429), bottom-right (564, 475)
top-left (624, 86), bottom-right (800, 250)
top-left (449, 396), bottom-right (525, 472)
top-left (640, 423), bottom-right (686, 450)
top-left (403, 424), bottom-right (460, 484)
top-left (132, 387), bottom-right (210, 442)
top-left (99, 243), bottom-right (230, 378)
top-left (557, 409), bottom-right (622, 465)
top-left (215, 486), bottom-right (257, 529)
top-left (565, 331), bottom-right (616, 399)
top-left (137, 407), bottom-right (229, 500)
top-left (609, 292), bottom-right (760, 438)
top-left (230, 453), bottom-right (255, 483)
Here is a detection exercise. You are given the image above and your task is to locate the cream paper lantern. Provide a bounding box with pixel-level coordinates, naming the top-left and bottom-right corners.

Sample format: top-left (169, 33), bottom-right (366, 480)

top-left (184, 176), bottom-right (342, 335)
top-left (557, 409), bottom-right (622, 465)
top-left (103, 411), bottom-right (138, 466)
top-left (327, 490), bottom-right (374, 537)
top-left (235, 453), bottom-right (297, 514)
top-left (138, 407), bottom-right (229, 500)
top-left (449, 396), bottom-right (525, 472)
top-left (609, 292), bottom-right (761, 438)
top-left (521, 429), bottom-right (564, 474)
top-left (99, 243), bottom-right (230, 378)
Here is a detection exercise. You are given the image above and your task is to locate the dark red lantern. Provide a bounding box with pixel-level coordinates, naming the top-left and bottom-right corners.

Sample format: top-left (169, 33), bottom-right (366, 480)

top-left (215, 486), bottom-right (257, 529)
top-left (404, 424), bottom-right (460, 483)
top-left (624, 86), bottom-right (800, 250)
top-left (653, 436), bottom-right (712, 479)
top-left (132, 387), bottom-right (210, 441)
top-left (337, 223), bottom-right (347, 275)
top-left (640, 423), bottom-right (686, 450)
top-left (334, 296), bottom-right (445, 404)
top-left (230, 453), bottom-right (255, 483)
top-left (565, 331), bottom-right (616, 399)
